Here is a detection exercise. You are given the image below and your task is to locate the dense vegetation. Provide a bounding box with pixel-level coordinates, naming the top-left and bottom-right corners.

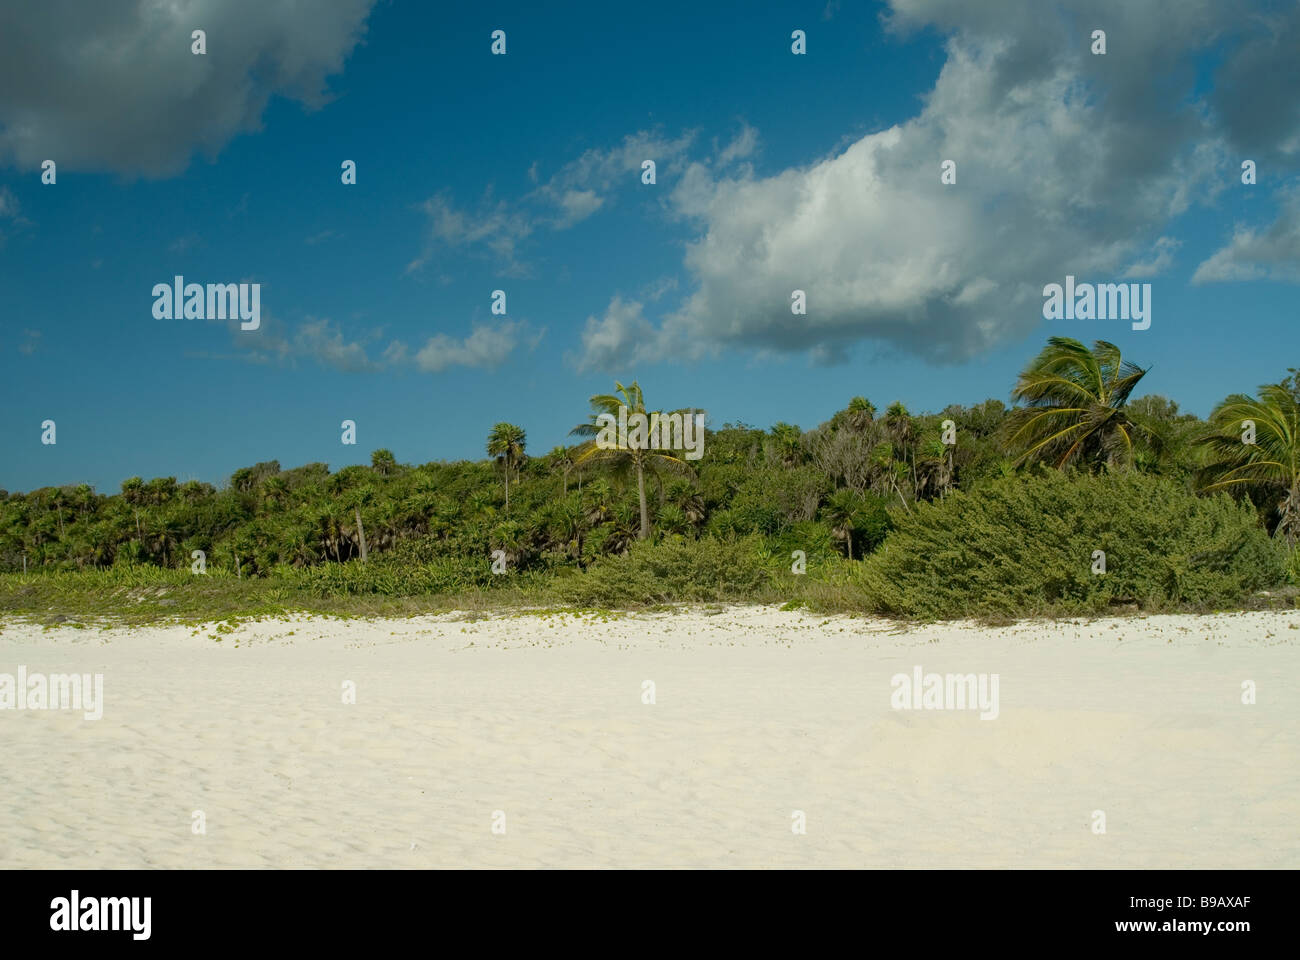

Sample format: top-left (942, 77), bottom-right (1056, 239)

top-left (2, 338), bottom-right (1298, 620)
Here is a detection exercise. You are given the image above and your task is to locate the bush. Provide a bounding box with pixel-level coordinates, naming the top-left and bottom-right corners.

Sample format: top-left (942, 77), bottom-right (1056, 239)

top-left (288, 555), bottom-right (497, 597)
top-left (556, 536), bottom-right (772, 606)
top-left (857, 471), bottom-right (1286, 619)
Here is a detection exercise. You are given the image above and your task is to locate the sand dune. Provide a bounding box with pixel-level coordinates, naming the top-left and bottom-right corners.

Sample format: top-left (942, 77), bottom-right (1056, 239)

top-left (1, 606), bottom-right (1296, 868)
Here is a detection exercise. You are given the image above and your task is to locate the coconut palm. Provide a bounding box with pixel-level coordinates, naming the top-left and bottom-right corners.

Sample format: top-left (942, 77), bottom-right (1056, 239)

top-left (486, 423), bottom-right (527, 513)
top-left (1197, 382), bottom-right (1300, 545)
top-left (570, 381), bottom-right (693, 540)
top-left (1002, 337), bottom-right (1149, 470)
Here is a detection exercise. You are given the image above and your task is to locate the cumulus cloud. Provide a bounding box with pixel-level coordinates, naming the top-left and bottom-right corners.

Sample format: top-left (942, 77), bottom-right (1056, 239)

top-left (0, 0), bottom-right (375, 177)
top-left (413, 321), bottom-right (529, 373)
top-left (580, 0), bottom-right (1300, 369)
top-left (575, 297), bottom-right (664, 371)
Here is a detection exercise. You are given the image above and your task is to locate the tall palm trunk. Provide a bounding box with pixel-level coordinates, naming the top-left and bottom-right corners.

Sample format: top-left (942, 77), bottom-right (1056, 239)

top-left (1282, 484), bottom-right (1300, 547)
top-left (636, 458), bottom-right (650, 540)
top-left (355, 506), bottom-right (369, 562)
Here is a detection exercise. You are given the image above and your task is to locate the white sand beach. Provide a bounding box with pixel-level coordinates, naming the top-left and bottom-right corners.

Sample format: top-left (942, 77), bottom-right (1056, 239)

top-left (1, 606), bottom-right (1296, 869)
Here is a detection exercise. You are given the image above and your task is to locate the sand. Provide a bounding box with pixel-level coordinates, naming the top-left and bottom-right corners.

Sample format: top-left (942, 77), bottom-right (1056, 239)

top-left (0, 605), bottom-right (1296, 868)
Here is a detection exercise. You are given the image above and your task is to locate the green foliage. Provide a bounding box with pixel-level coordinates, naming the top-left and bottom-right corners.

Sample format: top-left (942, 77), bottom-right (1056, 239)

top-left (1002, 337), bottom-right (1148, 470)
top-left (288, 555), bottom-right (500, 597)
top-left (857, 471), bottom-right (1286, 619)
top-left (1198, 381), bottom-right (1300, 545)
top-left (556, 536), bottom-right (772, 606)
top-left (4, 338), bottom-right (1297, 622)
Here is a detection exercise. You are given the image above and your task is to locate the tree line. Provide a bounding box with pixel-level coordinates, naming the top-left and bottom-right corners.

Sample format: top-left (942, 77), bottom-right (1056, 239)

top-left (2, 337), bottom-right (1297, 576)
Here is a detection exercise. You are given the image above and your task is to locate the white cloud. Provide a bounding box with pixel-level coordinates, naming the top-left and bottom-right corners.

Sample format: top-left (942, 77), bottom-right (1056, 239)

top-left (414, 321), bottom-right (528, 373)
top-left (407, 193), bottom-right (535, 276)
top-left (1124, 236), bottom-right (1180, 279)
top-left (229, 313), bottom-right (531, 375)
top-left (715, 124), bottom-right (759, 167)
top-left (575, 296), bottom-right (666, 372)
top-left (1192, 193), bottom-right (1300, 283)
top-left (533, 130), bottom-right (696, 227)
top-left (410, 129), bottom-right (697, 272)
top-left (292, 318), bottom-right (382, 373)
top-left (578, 0), bottom-right (1293, 369)
top-left (0, 0), bottom-right (375, 177)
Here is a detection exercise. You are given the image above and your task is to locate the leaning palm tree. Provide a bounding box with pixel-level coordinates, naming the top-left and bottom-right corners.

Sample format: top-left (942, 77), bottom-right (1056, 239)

top-left (1197, 382), bottom-right (1300, 545)
top-left (1002, 337), bottom-right (1148, 470)
top-left (485, 423), bottom-right (527, 513)
top-left (569, 381), bottom-right (692, 540)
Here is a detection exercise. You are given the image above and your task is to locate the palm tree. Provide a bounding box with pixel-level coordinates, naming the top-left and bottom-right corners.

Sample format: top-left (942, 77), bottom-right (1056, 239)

top-left (547, 445), bottom-right (576, 494)
top-left (370, 449), bottom-right (398, 477)
top-left (260, 475), bottom-right (289, 511)
top-left (664, 478), bottom-right (706, 530)
top-left (870, 442), bottom-right (913, 514)
top-left (769, 422), bottom-right (804, 467)
top-left (1002, 337), bottom-right (1149, 470)
top-left (915, 436), bottom-right (955, 500)
top-left (1197, 382), bottom-right (1300, 545)
top-left (486, 423), bottom-right (527, 513)
top-left (545, 494), bottom-right (588, 565)
top-left (847, 396), bottom-right (876, 429)
top-left (823, 488), bottom-right (864, 560)
top-left (569, 381), bottom-right (691, 540)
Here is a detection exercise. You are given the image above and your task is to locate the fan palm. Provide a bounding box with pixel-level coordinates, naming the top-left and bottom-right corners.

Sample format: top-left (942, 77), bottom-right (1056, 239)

top-left (823, 488), bottom-right (865, 560)
top-left (769, 422), bottom-right (804, 467)
top-left (1002, 337), bottom-right (1148, 470)
top-left (370, 448), bottom-right (398, 477)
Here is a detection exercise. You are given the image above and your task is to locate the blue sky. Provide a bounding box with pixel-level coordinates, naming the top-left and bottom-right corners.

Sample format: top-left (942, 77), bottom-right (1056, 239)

top-left (2, 0), bottom-right (1298, 494)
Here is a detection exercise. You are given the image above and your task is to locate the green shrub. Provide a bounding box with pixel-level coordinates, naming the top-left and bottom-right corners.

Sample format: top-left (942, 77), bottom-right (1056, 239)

top-left (857, 471), bottom-right (1286, 619)
top-left (288, 555), bottom-right (498, 597)
top-left (556, 536), bottom-right (772, 606)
